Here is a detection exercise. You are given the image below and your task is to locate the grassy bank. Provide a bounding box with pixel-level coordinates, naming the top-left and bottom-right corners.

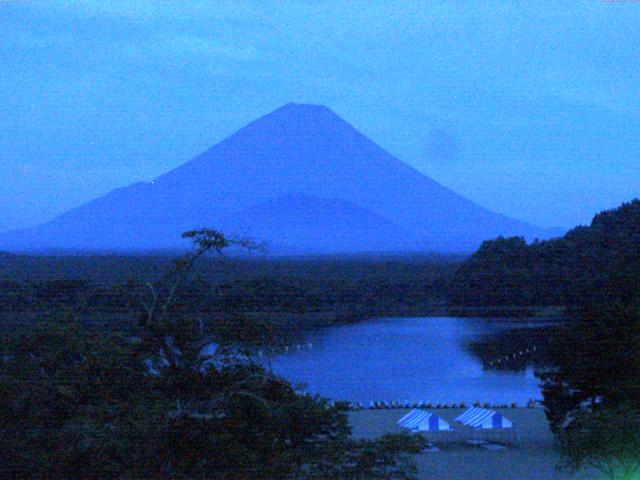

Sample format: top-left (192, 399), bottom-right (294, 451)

top-left (348, 408), bottom-right (598, 480)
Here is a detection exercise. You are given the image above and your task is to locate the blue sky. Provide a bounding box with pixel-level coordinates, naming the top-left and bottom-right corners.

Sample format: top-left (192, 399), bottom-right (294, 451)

top-left (1, 1), bottom-right (639, 232)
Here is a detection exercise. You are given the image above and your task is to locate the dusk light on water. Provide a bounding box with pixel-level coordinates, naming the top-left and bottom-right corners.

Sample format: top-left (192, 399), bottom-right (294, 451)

top-left (1, 2), bottom-right (639, 479)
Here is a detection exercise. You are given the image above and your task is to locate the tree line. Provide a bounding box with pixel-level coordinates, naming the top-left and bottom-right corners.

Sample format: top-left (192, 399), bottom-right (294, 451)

top-left (0, 256), bottom-right (458, 328)
top-left (451, 199), bottom-right (640, 479)
top-left (449, 199), bottom-right (640, 308)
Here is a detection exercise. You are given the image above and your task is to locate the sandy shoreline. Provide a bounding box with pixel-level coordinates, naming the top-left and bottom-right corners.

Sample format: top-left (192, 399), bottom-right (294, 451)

top-left (348, 408), bottom-right (598, 480)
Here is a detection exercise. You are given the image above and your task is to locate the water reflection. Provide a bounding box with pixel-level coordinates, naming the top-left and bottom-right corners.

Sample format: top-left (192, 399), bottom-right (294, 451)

top-left (267, 317), bottom-right (558, 405)
top-left (465, 325), bottom-right (558, 372)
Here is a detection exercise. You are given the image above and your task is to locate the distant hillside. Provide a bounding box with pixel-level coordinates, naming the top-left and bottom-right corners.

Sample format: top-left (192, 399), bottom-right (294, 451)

top-left (0, 103), bottom-right (557, 254)
top-left (221, 193), bottom-right (416, 254)
top-left (449, 199), bottom-right (640, 307)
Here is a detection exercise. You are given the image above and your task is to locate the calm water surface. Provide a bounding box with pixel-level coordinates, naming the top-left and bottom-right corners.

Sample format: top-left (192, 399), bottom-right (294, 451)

top-left (269, 317), bottom-right (548, 405)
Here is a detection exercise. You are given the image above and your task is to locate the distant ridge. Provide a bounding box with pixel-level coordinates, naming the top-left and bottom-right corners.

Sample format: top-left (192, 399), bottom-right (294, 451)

top-left (0, 103), bottom-right (559, 254)
top-left (220, 193), bottom-right (415, 254)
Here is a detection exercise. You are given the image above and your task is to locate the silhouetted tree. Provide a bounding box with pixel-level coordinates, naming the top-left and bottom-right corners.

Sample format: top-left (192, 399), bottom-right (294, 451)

top-left (538, 303), bottom-right (640, 432)
top-left (556, 403), bottom-right (640, 480)
top-left (450, 199), bottom-right (640, 309)
top-left (538, 302), bottom-right (640, 479)
top-left (0, 230), bottom-right (426, 479)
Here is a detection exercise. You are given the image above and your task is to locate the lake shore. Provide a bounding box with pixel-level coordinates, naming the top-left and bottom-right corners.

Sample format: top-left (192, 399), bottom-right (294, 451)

top-left (240, 305), bottom-right (567, 332)
top-left (348, 408), bottom-right (598, 480)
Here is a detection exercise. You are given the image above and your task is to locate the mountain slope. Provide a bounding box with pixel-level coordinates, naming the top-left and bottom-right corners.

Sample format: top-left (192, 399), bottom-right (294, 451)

top-left (220, 193), bottom-right (414, 254)
top-left (0, 103), bottom-right (557, 253)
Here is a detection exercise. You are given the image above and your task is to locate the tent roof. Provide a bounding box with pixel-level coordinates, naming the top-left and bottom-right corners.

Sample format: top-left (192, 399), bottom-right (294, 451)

top-left (455, 407), bottom-right (513, 429)
top-left (397, 409), bottom-right (452, 432)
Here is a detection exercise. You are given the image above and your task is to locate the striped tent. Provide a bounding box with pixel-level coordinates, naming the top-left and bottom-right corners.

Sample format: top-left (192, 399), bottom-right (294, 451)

top-left (454, 407), bottom-right (513, 429)
top-left (397, 409), bottom-right (452, 432)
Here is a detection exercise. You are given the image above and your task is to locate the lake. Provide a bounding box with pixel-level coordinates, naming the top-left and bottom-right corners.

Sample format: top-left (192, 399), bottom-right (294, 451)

top-left (268, 316), bottom-right (553, 405)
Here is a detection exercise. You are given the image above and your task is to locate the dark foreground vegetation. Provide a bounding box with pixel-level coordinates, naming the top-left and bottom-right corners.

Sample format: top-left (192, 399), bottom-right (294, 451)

top-left (2, 200), bottom-right (640, 478)
top-left (537, 301), bottom-right (640, 480)
top-left (450, 199), bottom-right (640, 308)
top-left (453, 200), bottom-right (640, 479)
top-left (0, 231), bottom-right (426, 479)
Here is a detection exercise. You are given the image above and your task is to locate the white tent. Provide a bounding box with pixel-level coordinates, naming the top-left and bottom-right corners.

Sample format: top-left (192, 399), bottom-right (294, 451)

top-left (397, 409), bottom-right (452, 432)
top-left (454, 407), bottom-right (513, 429)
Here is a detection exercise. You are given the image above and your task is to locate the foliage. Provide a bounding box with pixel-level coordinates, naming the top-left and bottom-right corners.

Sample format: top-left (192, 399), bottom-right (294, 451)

top-left (538, 303), bottom-right (640, 433)
top-left (537, 302), bottom-right (640, 479)
top-left (455, 202), bottom-right (640, 477)
top-left (0, 254), bottom-right (458, 324)
top-left (450, 199), bottom-right (640, 307)
top-left (557, 404), bottom-right (640, 480)
top-left (0, 317), bottom-right (164, 478)
top-left (0, 229), bottom-right (426, 479)
top-left (303, 433), bottom-right (425, 480)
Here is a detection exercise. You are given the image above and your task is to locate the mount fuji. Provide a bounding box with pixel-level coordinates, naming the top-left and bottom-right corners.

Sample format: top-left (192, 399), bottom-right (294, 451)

top-left (0, 103), bottom-right (558, 254)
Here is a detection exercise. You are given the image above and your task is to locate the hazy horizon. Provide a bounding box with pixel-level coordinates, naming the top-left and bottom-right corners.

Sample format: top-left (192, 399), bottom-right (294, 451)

top-left (2, 1), bottom-right (639, 233)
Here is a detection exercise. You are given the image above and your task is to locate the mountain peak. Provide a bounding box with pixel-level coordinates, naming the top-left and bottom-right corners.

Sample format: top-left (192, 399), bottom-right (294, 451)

top-left (0, 104), bottom-right (557, 254)
top-left (277, 102), bottom-right (333, 113)
top-left (260, 102), bottom-right (341, 125)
